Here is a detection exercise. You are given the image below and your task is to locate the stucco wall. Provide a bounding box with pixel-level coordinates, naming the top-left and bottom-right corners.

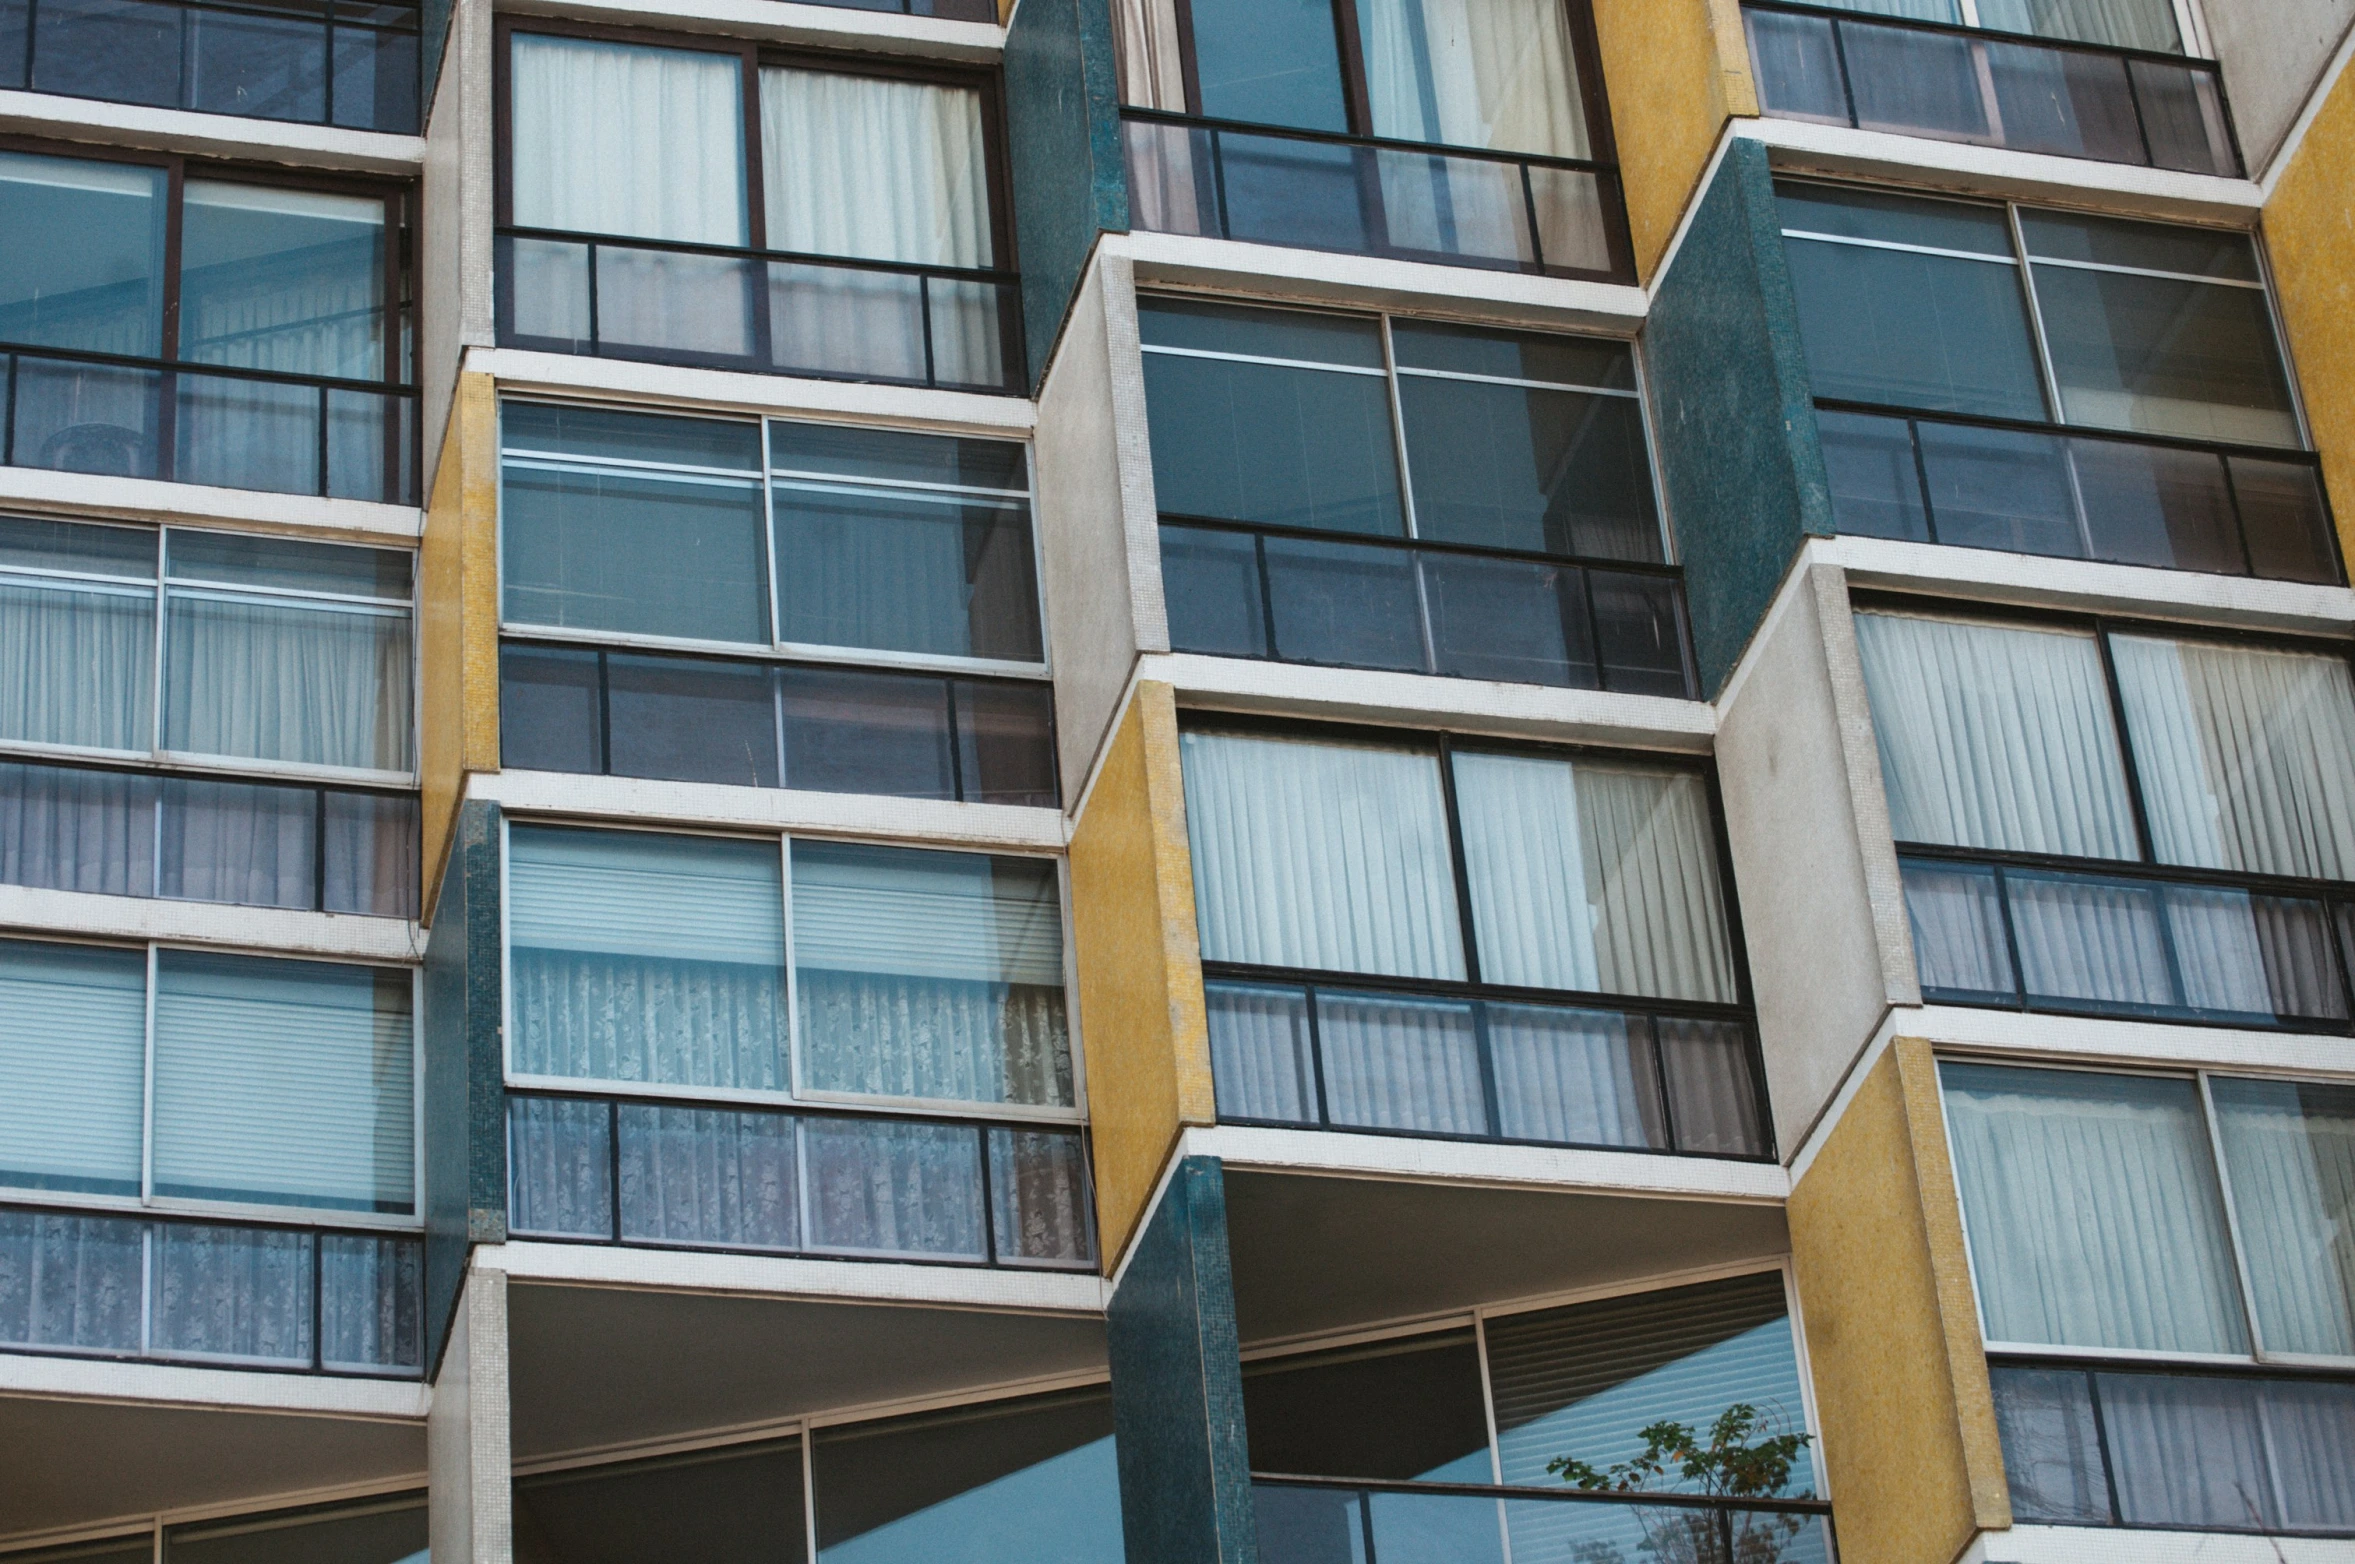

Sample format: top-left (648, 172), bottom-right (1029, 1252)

top-left (1588, 0), bottom-right (1758, 283)
top-left (420, 372), bottom-right (500, 917)
top-left (2264, 44), bottom-right (2355, 571)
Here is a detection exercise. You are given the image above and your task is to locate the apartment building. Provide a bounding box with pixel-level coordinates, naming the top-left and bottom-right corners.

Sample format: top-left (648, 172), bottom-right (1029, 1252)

top-left (0, 0), bottom-right (2349, 1560)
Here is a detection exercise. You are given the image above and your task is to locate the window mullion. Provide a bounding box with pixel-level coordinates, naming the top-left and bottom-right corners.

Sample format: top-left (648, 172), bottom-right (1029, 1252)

top-left (142, 943), bottom-right (158, 1206)
top-left (2006, 202), bottom-right (2068, 427)
top-left (2196, 1071), bottom-right (2270, 1361)
top-left (1434, 734), bottom-right (1485, 986)
top-left (2091, 623), bottom-right (2162, 866)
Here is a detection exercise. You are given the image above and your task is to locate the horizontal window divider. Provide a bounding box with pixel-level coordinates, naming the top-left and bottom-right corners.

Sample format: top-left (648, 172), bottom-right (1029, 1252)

top-left (0, 1194), bottom-right (421, 1237)
top-left (766, 466), bottom-right (1032, 502)
top-left (1814, 397), bottom-right (2321, 466)
top-left (163, 578), bottom-right (414, 610)
top-left (1198, 961), bottom-right (1750, 1021)
top-left (495, 226), bottom-right (1019, 287)
top-left (0, 574), bottom-right (158, 600)
top-left (500, 455), bottom-right (764, 490)
top-left (0, 339), bottom-right (415, 399)
top-left (1117, 107), bottom-right (1618, 176)
top-left (502, 1229), bottom-right (1094, 1275)
top-left (1138, 342), bottom-right (1392, 378)
top-left (1247, 1474), bottom-right (1832, 1515)
top-left (0, 741), bottom-right (417, 793)
top-left (1987, 1346), bottom-right (2355, 1380)
top-left (0, 564), bottom-right (160, 588)
top-left (1741, 0), bottom-right (2224, 71)
top-left (1393, 364), bottom-right (1641, 398)
top-left (165, 586), bottom-right (411, 618)
top-left (504, 1080), bottom-right (1086, 1127)
top-left (1896, 842), bottom-right (2355, 903)
top-left (1780, 228), bottom-right (2021, 267)
top-left (1158, 512), bottom-right (1683, 577)
top-left (2023, 254), bottom-right (2268, 290)
top-left (498, 624), bottom-right (1053, 681)
top-left (1214, 1113), bottom-right (1776, 1163)
top-left (501, 444), bottom-right (764, 481)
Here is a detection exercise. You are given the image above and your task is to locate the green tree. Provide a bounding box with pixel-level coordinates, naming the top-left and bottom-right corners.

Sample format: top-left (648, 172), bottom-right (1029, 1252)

top-left (1545, 1403), bottom-right (1815, 1564)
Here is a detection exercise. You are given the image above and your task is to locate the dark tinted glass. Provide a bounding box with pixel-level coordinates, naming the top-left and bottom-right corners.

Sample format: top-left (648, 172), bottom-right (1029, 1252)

top-left (1262, 535), bottom-right (1423, 670)
top-left (1422, 553), bottom-right (1590, 687)
top-left (1783, 242), bottom-right (2045, 420)
top-left (1657, 1017), bottom-right (1766, 1156)
top-left (605, 652), bottom-right (778, 788)
top-left (158, 775), bottom-right (317, 910)
top-left (500, 643), bottom-right (603, 773)
top-left (0, 151), bottom-right (166, 356)
top-left (514, 1441), bottom-right (808, 1564)
top-left (1983, 42), bottom-right (2141, 164)
top-left (954, 679), bottom-right (1058, 807)
top-left (503, 401), bottom-right (761, 470)
top-left (187, 8), bottom-right (327, 121)
top-left (2069, 438), bottom-right (2242, 574)
top-left (1779, 183), bottom-right (2014, 255)
top-left (30, 0), bottom-right (180, 107)
top-left (772, 486), bottom-right (1041, 662)
top-left (1398, 376), bottom-right (1660, 560)
top-left (2029, 262), bottom-right (2300, 446)
top-left (1186, 0), bottom-right (1347, 132)
top-left (779, 666), bottom-right (955, 799)
top-left (1988, 1366), bottom-right (2111, 1524)
top-left (2, 0), bottom-right (30, 90)
top-left (1818, 409), bottom-right (1930, 541)
top-left (2020, 211), bottom-right (2259, 281)
top-left (1916, 423), bottom-right (2079, 555)
top-left (0, 759), bottom-right (156, 896)
top-left (1243, 1332), bottom-right (1492, 1482)
top-left (0, 513), bottom-right (155, 575)
top-left (168, 1502), bottom-right (428, 1564)
top-left (322, 790), bottom-right (417, 919)
top-left (1843, 21), bottom-right (1989, 142)
top-left (768, 420), bottom-right (1025, 492)
top-left (168, 530), bottom-right (411, 598)
top-left (1590, 571), bottom-right (1687, 697)
top-left (2230, 457), bottom-right (2340, 585)
top-left (1390, 323), bottom-right (1635, 389)
top-left (1745, 9), bottom-right (1847, 123)
top-left (1160, 525), bottom-right (1271, 658)
top-left (501, 460), bottom-right (768, 643)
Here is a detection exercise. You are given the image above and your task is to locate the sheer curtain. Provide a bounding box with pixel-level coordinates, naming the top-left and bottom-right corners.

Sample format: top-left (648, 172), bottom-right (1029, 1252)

top-left (0, 1209), bottom-right (144, 1352)
top-left (0, 761), bottom-right (155, 896)
top-left (770, 486), bottom-right (1004, 659)
top-left (1942, 1062), bottom-right (2249, 1353)
top-left (2111, 635), bottom-right (2355, 883)
top-left (1856, 612), bottom-right (2139, 857)
top-left (1182, 730), bottom-right (1466, 980)
top-left (0, 577), bottom-right (154, 752)
top-left (1355, 0), bottom-right (1588, 155)
top-left (163, 594), bottom-right (413, 772)
top-left (2211, 1079), bottom-right (2355, 1359)
top-left (510, 35), bottom-right (747, 244)
top-left (618, 1102), bottom-right (798, 1251)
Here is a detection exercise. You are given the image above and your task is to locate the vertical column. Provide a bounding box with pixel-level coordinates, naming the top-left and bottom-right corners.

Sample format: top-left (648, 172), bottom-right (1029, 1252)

top-left (426, 799), bottom-right (506, 1373)
top-left (428, 1262), bottom-right (513, 1564)
top-left (1107, 1156), bottom-right (1256, 1564)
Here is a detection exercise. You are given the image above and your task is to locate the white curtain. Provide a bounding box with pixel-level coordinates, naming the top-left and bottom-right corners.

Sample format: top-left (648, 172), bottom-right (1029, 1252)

top-left (1488, 1004), bottom-right (1657, 1147)
top-left (0, 577), bottom-right (154, 752)
top-left (2098, 1373), bottom-right (2273, 1529)
top-left (1856, 612), bottom-right (2139, 858)
top-left (178, 182), bottom-right (384, 380)
top-left (317, 1233), bottom-right (422, 1372)
top-left (1182, 730), bottom-right (1466, 981)
top-left (771, 485), bottom-right (993, 658)
top-left (2111, 635), bottom-right (2355, 884)
top-left (158, 777), bottom-right (315, 910)
top-left (1941, 1062), bottom-right (2249, 1354)
top-left (506, 1096), bottom-right (613, 1238)
top-left (0, 1210), bottom-right (144, 1352)
top-left (510, 35), bottom-right (747, 245)
top-left (163, 593), bottom-right (413, 773)
top-left (0, 761), bottom-right (154, 896)
top-left (1317, 992), bottom-right (1487, 1134)
top-left (2211, 1079), bottom-right (2355, 1359)
top-left (988, 1127), bottom-right (1093, 1266)
top-left (148, 1223), bottom-right (312, 1365)
top-left (1976, 0), bottom-right (2182, 51)
top-left (1111, 0), bottom-right (1186, 109)
top-left (801, 1116), bottom-right (985, 1259)
top-left (1205, 982), bottom-right (1317, 1122)
top-left (322, 791), bottom-right (417, 919)
top-left (617, 1103), bottom-right (798, 1251)
top-left (0, 938), bottom-right (146, 1195)
top-left (1354, 0), bottom-right (1588, 156)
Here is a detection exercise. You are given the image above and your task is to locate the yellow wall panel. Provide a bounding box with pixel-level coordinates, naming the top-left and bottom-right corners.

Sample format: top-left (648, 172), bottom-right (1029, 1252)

top-left (420, 371), bottom-right (501, 922)
top-left (1069, 681), bottom-right (1215, 1270)
top-left (1788, 1040), bottom-right (2009, 1564)
top-left (1589, 0), bottom-right (1759, 282)
top-left (2264, 58), bottom-right (2355, 565)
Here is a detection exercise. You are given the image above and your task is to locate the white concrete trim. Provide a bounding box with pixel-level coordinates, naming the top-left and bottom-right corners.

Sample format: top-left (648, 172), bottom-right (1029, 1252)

top-left (1785, 1006), bottom-right (1903, 1188)
top-left (0, 469), bottom-right (421, 543)
top-left (470, 770), bottom-right (1069, 851)
top-left (1178, 1124), bottom-right (1791, 1204)
top-left (1815, 535), bottom-right (2355, 634)
top-left (2255, 14), bottom-right (2355, 195)
top-left (1146, 653), bottom-right (1716, 751)
top-left (464, 348), bottom-right (1036, 435)
top-left (1708, 547), bottom-right (1816, 720)
top-left (484, 1240), bottom-right (1110, 1314)
top-left (0, 91), bottom-right (423, 172)
top-left (1107, 231), bottom-right (1651, 335)
top-left (1972, 1523), bottom-right (2355, 1563)
top-left (1907, 1004), bottom-right (2355, 1083)
top-left (0, 886), bottom-right (425, 963)
top-left (0, 1353), bottom-right (427, 1420)
top-left (1740, 116), bottom-right (2266, 225)
top-left (497, 0), bottom-right (1003, 60)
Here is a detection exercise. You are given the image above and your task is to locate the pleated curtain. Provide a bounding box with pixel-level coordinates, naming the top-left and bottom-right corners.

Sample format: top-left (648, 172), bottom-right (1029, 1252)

top-left (510, 36), bottom-right (747, 245)
top-left (0, 576), bottom-right (154, 752)
top-left (0, 760), bottom-right (155, 897)
top-left (1976, 0), bottom-right (2182, 50)
top-left (2211, 1079), bottom-right (2355, 1359)
top-left (162, 592), bottom-right (414, 773)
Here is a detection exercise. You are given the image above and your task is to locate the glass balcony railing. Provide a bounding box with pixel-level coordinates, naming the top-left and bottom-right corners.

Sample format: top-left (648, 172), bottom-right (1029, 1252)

top-left (1745, 1), bottom-right (2239, 176)
top-left (1821, 404), bottom-right (2344, 585)
top-left (0, 1206), bottom-right (423, 1376)
top-left (1204, 978), bottom-right (1772, 1159)
top-left (495, 232), bottom-right (1024, 393)
top-left (1903, 852), bottom-right (2355, 1030)
top-left (505, 1093), bottom-right (1096, 1271)
top-left (1160, 521), bottom-right (1693, 699)
top-left (1253, 1478), bottom-right (1836, 1564)
top-left (1122, 110), bottom-right (1631, 281)
top-left (0, 0), bottom-right (419, 133)
top-left (0, 346), bottom-right (417, 503)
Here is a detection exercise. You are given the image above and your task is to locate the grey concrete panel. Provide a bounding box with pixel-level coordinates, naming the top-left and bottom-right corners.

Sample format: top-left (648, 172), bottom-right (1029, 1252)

top-left (421, 0), bottom-right (496, 496)
top-left (428, 1268), bottom-right (512, 1564)
top-left (2210, 0), bottom-right (2355, 172)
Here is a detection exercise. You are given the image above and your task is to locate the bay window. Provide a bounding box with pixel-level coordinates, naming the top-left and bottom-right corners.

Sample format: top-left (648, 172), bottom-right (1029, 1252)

top-left (1182, 723), bottom-right (1765, 1155)
top-left (1943, 1060), bottom-right (2355, 1532)
top-left (497, 402), bottom-right (1055, 806)
top-left (1858, 606), bottom-right (2355, 1028)
top-left (1782, 183), bottom-right (2338, 583)
top-left (501, 822), bottom-right (1090, 1269)
top-left (497, 25), bottom-right (1017, 390)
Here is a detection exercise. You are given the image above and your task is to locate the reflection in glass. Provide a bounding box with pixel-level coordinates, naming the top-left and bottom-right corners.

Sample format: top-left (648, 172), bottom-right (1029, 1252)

top-left (0, 151), bottom-right (165, 354)
top-left (515, 1440), bottom-right (808, 1564)
top-left (1244, 1331), bottom-right (1494, 1482)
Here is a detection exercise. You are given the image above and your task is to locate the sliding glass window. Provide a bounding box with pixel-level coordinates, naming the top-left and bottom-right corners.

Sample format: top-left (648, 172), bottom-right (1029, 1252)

top-left (0, 938), bottom-right (421, 1373)
top-left (1944, 1060), bottom-right (2355, 1533)
top-left (1146, 298), bottom-right (1688, 696)
top-left (498, 24), bottom-right (1017, 390)
top-left (1857, 606), bottom-right (2355, 1028)
top-left (0, 1495), bottom-right (431, 1564)
top-left (1181, 723), bottom-right (1764, 1155)
top-left (497, 401), bottom-right (1055, 806)
top-left (1780, 182), bottom-right (2337, 583)
top-left (501, 822), bottom-right (1089, 1268)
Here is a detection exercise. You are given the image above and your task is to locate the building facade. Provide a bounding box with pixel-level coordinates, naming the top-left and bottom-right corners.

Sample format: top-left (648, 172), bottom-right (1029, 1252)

top-left (1, 0), bottom-right (2352, 1561)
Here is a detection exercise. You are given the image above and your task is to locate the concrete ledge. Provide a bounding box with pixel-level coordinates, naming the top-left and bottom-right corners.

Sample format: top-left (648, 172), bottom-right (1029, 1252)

top-left (0, 1353), bottom-right (428, 1420)
top-left (0, 91), bottom-right (423, 172)
top-left (487, 1241), bottom-right (1110, 1314)
top-left (0, 885), bottom-right (423, 962)
top-left (1181, 1124), bottom-right (1792, 1203)
top-left (499, 0), bottom-right (1001, 58)
top-left (466, 348), bottom-right (1037, 435)
top-left (1149, 652), bottom-right (1716, 751)
top-left (0, 468), bottom-right (421, 542)
top-left (1909, 1004), bottom-right (2355, 1082)
top-left (1970, 1523), bottom-right (2355, 1564)
top-left (472, 770), bottom-right (1070, 851)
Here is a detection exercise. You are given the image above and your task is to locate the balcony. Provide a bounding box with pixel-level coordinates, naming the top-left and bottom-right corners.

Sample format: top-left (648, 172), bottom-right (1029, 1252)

top-left (0, 345), bottom-right (417, 503)
top-left (1744, 1), bottom-right (2239, 175)
top-left (1122, 111), bottom-right (1631, 281)
top-left (1253, 1478), bottom-right (1836, 1564)
top-left (495, 232), bottom-right (1024, 393)
top-left (0, 1206), bottom-right (423, 1376)
top-left (0, 0), bottom-right (419, 133)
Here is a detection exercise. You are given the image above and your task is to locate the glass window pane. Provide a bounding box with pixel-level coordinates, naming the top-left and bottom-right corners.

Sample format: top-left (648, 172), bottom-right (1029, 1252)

top-left (29, 0), bottom-right (180, 105)
top-left (1854, 613), bottom-right (2138, 858)
top-left (0, 516), bottom-right (156, 753)
top-left (760, 69), bottom-right (992, 267)
top-left (2231, 456), bottom-right (2340, 586)
top-left (772, 484), bottom-right (1041, 662)
top-left (509, 34), bottom-right (747, 246)
top-left (1206, 981), bottom-right (1318, 1122)
top-left (812, 1391), bottom-right (1122, 1564)
top-left (500, 642), bottom-right (604, 774)
top-left (1160, 526), bottom-right (1270, 659)
top-left (1747, 10), bottom-right (1850, 124)
top-left (1243, 1331), bottom-right (1492, 1481)
top-left (954, 679), bottom-right (1057, 808)
top-left (1317, 990), bottom-right (1486, 1135)
top-left (2097, 1372), bottom-right (2276, 1529)
top-left (1818, 410), bottom-right (1929, 541)
top-left (2209, 1078), bottom-right (2355, 1360)
top-left (1399, 374), bottom-right (1661, 561)
top-left (1915, 422), bottom-right (2079, 557)
top-left (1988, 1366), bottom-right (2110, 1523)
top-left (164, 589), bottom-right (414, 772)
top-left (1262, 535), bottom-right (1424, 672)
top-left (0, 758), bottom-right (157, 896)
top-left (618, 1103), bottom-right (798, 1251)
top-left (0, 1210), bottom-right (144, 1354)
top-left (319, 1231), bottom-right (422, 1373)
top-left (1423, 552), bottom-right (1591, 688)
top-left (168, 531), bottom-right (411, 599)
top-left (1354, 0), bottom-right (1588, 154)
top-left (322, 790), bottom-right (419, 920)
top-left (987, 1126), bottom-right (1093, 1267)
top-left (1658, 1016), bottom-right (1767, 1156)
top-left (1978, 0), bottom-right (2180, 49)
top-left (778, 666), bottom-right (955, 800)
top-left (1187, 0), bottom-right (1346, 130)
top-left (0, 937), bottom-right (146, 1195)
top-left (149, 1223), bottom-right (312, 1364)
top-left (11, 357), bottom-right (163, 478)
top-left (1487, 1003), bottom-right (1665, 1149)
top-left (515, 1441), bottom-right (807, 1564)
top-left (152, 952), bottom-right (414, 1212)
top-left (2068, 437), bottom-right (2240, 573)
top-left (802, 1115), bottom-right (984, 1259)
top-left (1901, 860), bottom-right (2016, 1001)
top-left (158, 775), bottom-right (318, 910)
top-left (1941, 1062), bottom-right (2249, 1353)
top-left (507, 1095), bottom-right (613, 1238)
top-left (1180, 729), bottom-right (1465, 980)
top-left (507, 826), bottom-right (787, 1090)
top-left (187, 7), bottom-right (327, 122)
top-left (792, 842), bottom-right (1070, 1108)
top-left (179, 182), bottom-right (384, 381)
top-left (2006, 871), bottom-right (2180, 1015)
top-left (168, 1498), bottom-right (429, 1564)
top-left (771, 422), bottom-right (1026, 491)
top-left (605, 651), bottom-right (778, 788)
top-left (0, 151), bottom-right (165, 355)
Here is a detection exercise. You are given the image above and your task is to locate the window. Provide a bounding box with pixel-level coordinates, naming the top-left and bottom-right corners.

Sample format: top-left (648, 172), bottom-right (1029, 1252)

top-left (501, 823), bottom-right (1089, 1269)
top-left (1782, 184), bottom-right (2338, 583)
top-left (1145, 300), bottom-right (1688, 696)
top-left (1856, 607), bottom-right (2355, 1028)
top-left (0, 0), bottom-right (418, 130)
top-left (0, 1496), bottom-right (430, 1564)
top-left (1181, 724), bottom-right (1764, 1155)
top-left (1117, 0), bottom-right (1627, 277)
top-left (1745, 0), bottom-right (2234, 175)
top-left (497, 25), bottom-right (1016, 390)
top-left (512, 1388), bottom-right (1122, 1564)
top-left (1246, 1274), bottom-right (1829, 1562)
top-left (0, 937), bottom-right (421, 1374)
top-left (496, 403), bottom-right (1055, 804)
top-left (0, 150), bottom-right (415, 501)
top-left (1942, 1060), bottom-right (2355, 1532)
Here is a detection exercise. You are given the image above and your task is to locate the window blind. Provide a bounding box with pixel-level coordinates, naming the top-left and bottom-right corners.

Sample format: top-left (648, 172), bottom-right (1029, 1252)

top-left (0, 939), bottom-right (146, 1195)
